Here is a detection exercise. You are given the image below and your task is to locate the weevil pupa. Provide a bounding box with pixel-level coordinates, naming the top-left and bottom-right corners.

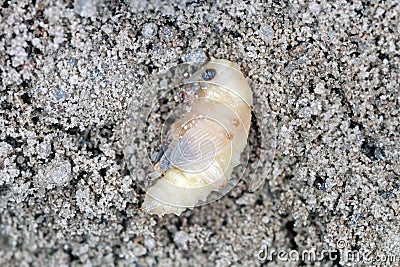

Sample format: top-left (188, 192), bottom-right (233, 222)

top-left (142, 59), bottom-right (253, 216)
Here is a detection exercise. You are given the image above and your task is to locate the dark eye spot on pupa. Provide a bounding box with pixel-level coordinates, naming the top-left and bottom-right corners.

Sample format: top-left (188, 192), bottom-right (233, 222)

top-left (202, 69), bottom-right (216, 81)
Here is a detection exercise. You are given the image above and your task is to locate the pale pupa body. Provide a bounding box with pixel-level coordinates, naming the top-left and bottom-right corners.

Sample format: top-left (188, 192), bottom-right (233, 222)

top-left (142, 59), bottom-right (253, 216)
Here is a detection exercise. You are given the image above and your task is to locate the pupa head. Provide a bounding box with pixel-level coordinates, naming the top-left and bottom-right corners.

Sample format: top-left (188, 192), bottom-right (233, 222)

top-left (187, 59), bottom-right (253, 107)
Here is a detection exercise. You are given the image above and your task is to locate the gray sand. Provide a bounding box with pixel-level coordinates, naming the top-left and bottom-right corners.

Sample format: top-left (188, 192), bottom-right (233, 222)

top-left (0, 0), bottom-right (399, 266)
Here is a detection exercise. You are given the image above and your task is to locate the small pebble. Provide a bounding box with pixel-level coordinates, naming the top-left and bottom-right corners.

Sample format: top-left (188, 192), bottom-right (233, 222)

top-left (185, 49), bottom-right (207, 62)
top-left (259, 24), bottom-right (274, 43)
top-left (142, 23), bottom-right (158, 39)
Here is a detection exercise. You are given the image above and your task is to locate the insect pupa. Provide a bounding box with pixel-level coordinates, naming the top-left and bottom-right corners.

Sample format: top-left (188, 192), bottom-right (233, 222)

top-left (142, 59), bottom-right (253, 216)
